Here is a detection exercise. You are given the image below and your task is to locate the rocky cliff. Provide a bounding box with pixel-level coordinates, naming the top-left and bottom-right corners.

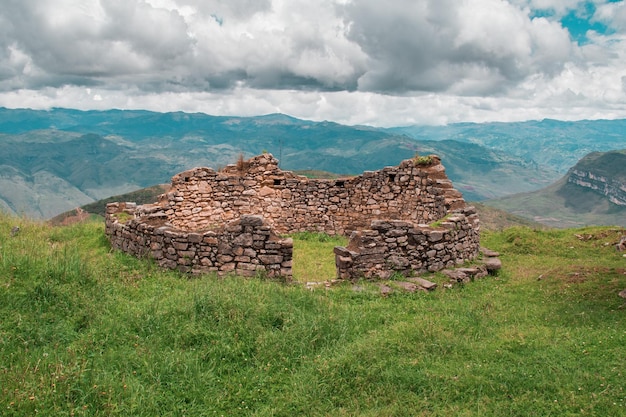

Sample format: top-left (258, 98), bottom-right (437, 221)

top-left (484, 150), bottom-right (626, 228)
top-left (567, 169), bottom-right (626, 206)
top-left (566, 151), bottom-right (626, 207)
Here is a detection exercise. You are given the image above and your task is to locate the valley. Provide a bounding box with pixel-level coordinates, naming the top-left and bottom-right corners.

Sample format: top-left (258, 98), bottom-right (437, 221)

top-left (0, 108), bottom-right (624, 226)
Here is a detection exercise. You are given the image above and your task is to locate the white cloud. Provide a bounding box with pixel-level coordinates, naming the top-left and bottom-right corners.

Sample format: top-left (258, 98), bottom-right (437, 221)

top-left (594, 1), bottom-right (626, 31)
top-left (511, 0), bottom-right (587, 15)
top-left (0, 0), bottom-right (624, 126)
top-left (342, 0), bottom-right (576, 95)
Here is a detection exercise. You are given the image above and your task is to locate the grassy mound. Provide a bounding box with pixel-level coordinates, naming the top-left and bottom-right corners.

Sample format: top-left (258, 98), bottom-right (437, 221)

top-left (1, 213), bottom-right (625, 416)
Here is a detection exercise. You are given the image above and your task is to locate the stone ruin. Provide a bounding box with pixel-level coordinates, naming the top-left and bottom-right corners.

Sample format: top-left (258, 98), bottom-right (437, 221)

top-left (105, 153), bottom-right (483, 281)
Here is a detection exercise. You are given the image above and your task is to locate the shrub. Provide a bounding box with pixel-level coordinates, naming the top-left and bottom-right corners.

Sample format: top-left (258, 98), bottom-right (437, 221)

top-left (413, 154), bottom-right (434, 166)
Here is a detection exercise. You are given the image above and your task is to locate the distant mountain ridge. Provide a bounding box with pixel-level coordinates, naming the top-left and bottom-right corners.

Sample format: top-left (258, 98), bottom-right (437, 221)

top-left (2, 108), bottom-right (624, 220)
top-left (391, 118), bottom-right (626, 174)
top-left (485, 150), bottom-right (626, 228)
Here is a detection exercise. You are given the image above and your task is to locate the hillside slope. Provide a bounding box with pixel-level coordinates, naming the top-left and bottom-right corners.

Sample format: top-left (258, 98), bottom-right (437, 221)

top-left (392, 118), bottom-right (626, 174)
top-left (485, 150), bottom-right (626, 228)
top-left (0, 108), bottom-right (559, 218)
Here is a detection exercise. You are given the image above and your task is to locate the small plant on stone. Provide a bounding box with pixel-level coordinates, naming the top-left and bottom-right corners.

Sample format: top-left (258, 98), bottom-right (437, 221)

top-left (114, 212), bottom-right (133, 224)
top-left (236, 153), bottom-right (251, 173)
top-left (429, 213), bottom-right (452, 228)
top-left (413, 153), bottom-right (433, 166)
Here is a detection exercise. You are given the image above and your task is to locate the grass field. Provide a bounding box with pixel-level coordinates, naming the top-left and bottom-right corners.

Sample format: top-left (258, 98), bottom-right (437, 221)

top-left (1, 213), bottom-right (625, 416)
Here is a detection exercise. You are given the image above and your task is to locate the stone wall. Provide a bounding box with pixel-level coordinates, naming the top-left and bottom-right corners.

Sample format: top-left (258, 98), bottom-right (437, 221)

top-left (334, 207), bottom-right (480, 280)
top-left (104, 153), bottom-right (480, 280)
top-left (106, 203), bottom-right (293, 278)
top-left (162, 153), bottom-right (465, 235)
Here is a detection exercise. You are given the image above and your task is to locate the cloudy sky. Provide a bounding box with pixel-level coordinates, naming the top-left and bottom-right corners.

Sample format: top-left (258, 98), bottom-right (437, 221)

top-left (1, 0), bottom-right (625, 126)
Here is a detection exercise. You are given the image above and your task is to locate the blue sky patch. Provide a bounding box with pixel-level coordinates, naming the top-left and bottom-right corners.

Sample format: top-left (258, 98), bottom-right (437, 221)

top-left (531, 0), bottom-right (620, 44)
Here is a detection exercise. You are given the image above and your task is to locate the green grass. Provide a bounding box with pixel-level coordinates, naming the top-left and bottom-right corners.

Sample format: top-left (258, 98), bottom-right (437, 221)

top-left (1, 213), bottom-right (625, 416)
top-left (292, 232), bottom-right (347, 283)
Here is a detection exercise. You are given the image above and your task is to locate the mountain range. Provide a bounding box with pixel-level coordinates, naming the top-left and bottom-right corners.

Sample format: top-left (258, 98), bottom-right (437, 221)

top-left (0, 108), bottom-right (624, 221)
top-left (486, 150), bottom-right (626, 228)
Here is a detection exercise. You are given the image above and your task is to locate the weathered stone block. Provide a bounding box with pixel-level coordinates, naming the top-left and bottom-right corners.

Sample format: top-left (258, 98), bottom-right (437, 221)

top-left (233, 233), bottom-right (253, 247)
top-left (240, 215), bottom-right (264, 226)
top-left (409, 277), bottom-right (438, 290)
top-left (483, 257), bottom-right (502, 273)
top-left (387, 255), bottom-right (410, 269)
top-left (237, 262), bottom-right (258, 271)
top-left (259, 254), bottom-right (283, 264)
top-left (188, 233), bottom-right (203, 243)
top-left (173, 242), bottom-right (188, 251)
top-left (395, 281), bottom-right (418, 292)
top-left (428, 231), bottom-right (443, 242)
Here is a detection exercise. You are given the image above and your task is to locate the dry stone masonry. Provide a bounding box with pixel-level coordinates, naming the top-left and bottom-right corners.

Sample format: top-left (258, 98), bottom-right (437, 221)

top-left (105, 153), bottom-right (481, 280)
top-left (334, 209), bottom-right (480, 280)
top-left (106, 209), bottom-right (292, 278)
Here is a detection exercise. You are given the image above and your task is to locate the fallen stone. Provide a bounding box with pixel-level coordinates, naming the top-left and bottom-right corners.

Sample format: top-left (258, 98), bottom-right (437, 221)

top-left (380, 284), bottom-right (393, 296)
top-left (395, 281), bottom-right (418, 292)
top-left (441, 269), bottom-right (469, 283)
top-left (407, 277), bottom-right (438, 291)
top-left (480, 247), bottom-right (500, 257)
top-left (458, 265), bottom-right (488, 279)
top-left (619, 289), bottom-right (626, 299)
top-left (482, 257), bottom-right (502, 273)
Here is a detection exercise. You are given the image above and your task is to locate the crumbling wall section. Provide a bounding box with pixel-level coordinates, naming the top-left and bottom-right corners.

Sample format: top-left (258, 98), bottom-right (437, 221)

top-left (334, 207), bottom-right (480, 280)
top-left (105, 203), bottom-right (293, 279)
top-left (104, 153), bottom-right (480, 280)
top-left (163, 154), bottom-right (465, 235)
